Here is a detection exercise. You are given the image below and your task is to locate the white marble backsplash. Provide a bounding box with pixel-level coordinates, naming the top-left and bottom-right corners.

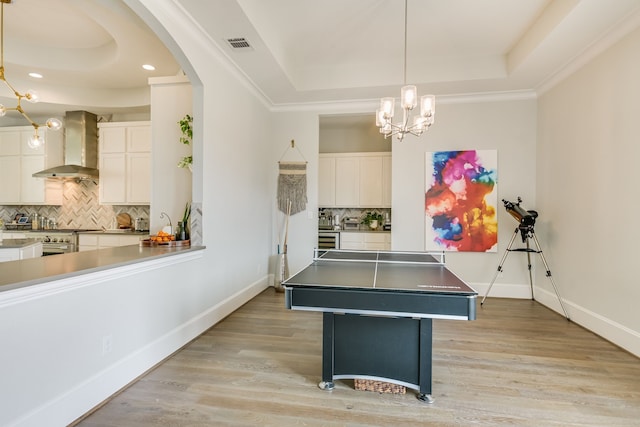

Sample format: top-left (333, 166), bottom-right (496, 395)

top-left (318, 207), bottom-right (391, 227)
top-left (0, 180), bottom-right (149, 230)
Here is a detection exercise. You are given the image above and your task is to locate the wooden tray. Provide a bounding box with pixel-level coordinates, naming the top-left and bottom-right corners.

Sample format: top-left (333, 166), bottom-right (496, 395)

top-left (140, 239), bottom-right (190, 247)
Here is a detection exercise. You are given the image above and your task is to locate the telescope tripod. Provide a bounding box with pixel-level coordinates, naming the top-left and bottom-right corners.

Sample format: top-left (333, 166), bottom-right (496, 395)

top-left (481, 226), bottom-right (570, 320)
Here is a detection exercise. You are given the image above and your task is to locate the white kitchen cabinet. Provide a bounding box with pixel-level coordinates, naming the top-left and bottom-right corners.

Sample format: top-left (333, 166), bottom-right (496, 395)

top-left (99, 122), bottom-right (151, 205)
top-left (359, 156), bottom-right (384, 206)
top-left (0, 241), bottom-right (43, 262)
top-left (335, 157), bottom-right (359, 207)
top-left (340, 232), bottom-right (391, 250)
top-left (339, 232), bottom-right (365, 250)
top-left (364, 232), bottom-right (391, 250)
top-left (318, 156), bottom-right (336, 206)
top-left (78, 233), bottom-right (147, 251)
top-left (1, 232), bottom-right (27, 239)
top-left (319, 152), bottom-right (391, 208)
top-left (0, 126), bottom-right (63, 205)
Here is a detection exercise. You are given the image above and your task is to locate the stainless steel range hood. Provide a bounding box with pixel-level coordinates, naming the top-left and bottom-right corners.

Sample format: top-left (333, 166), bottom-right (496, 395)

top-left (32, 111), bottom-right (99, 180)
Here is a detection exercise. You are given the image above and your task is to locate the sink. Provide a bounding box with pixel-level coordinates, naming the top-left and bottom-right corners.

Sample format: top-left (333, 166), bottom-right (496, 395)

top-left (103, 229), bottom-right (134, 233)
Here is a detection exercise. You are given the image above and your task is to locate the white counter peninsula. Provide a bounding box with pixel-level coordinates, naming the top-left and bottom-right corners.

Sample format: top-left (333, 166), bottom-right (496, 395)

top-left (0, 244), bottom-right (206, 427)
top-left (0, 238), bottom-right (43, 263)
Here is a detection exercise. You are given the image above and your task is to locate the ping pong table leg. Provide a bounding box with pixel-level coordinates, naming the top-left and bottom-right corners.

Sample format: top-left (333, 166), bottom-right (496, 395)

top-left (417, 318), bottom-right (435, 404)
top-left (318, 312), bottom-right (335, 391)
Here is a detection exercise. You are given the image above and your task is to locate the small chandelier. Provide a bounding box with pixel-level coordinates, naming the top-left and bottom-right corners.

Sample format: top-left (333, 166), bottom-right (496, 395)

top-left (376, 0), bottom-right (435, 142)
top-left (0, 0), bottom-right (61, 149)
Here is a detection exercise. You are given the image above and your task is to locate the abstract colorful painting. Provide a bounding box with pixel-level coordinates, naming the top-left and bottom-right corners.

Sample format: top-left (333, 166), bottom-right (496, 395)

top-left (425, 150), bottom-right (498, 252)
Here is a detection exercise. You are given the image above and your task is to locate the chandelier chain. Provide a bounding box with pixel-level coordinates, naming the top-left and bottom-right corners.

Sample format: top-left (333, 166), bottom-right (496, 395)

top-left (403, 0), bottom-right (407, 86)
top-left (375, 0), bottom-right (436, 142)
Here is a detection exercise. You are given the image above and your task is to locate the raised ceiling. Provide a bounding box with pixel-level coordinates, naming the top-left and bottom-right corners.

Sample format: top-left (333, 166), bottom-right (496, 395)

top-left (1, 0), bottom-right (639, 122)
top-left (0, 0), bottom-right (180, 120)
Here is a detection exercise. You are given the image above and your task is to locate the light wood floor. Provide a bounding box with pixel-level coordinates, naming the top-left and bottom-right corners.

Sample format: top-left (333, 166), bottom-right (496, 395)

top-left (75, 288), bottom-right (640, 426)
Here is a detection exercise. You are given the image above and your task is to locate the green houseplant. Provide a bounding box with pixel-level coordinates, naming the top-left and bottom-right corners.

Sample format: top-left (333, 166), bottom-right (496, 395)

top-left (361, 211), bottom-right (383, 229)
top-left (177, 114), bottom-right (193, 170)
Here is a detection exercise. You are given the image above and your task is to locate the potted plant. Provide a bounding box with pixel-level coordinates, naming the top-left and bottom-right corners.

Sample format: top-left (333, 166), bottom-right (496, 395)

top-left (177, 114), bottom-right (193, 171)
top-left (361, 211), bottom-right (383, 230)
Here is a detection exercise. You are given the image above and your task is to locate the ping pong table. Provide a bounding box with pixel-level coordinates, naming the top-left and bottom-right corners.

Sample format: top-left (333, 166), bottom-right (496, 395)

top-left (283, 249), bottom-right (477, 403)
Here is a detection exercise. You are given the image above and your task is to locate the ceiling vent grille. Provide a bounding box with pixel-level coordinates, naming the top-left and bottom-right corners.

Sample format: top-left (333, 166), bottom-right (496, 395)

top-left (226, 37), bottom-right (253, 50)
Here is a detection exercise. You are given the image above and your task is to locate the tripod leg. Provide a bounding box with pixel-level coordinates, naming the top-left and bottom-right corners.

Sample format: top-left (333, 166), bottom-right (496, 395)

top-left (481, 228), bottom-right (518, 306)
top-left (525, 237), bottom-right (534, 300)
top-left (530, 233), bottom-right (570, 320)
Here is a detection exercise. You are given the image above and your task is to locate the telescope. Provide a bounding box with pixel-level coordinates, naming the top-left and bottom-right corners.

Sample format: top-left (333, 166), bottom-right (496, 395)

top-left (503, 197), bottom-right (538, 241)
top-left (484, 197), bottom-right (569, 319)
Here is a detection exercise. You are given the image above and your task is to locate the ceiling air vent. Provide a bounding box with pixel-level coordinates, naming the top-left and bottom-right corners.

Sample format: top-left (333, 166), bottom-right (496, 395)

top-left (226, 37), bottom-right (253, 50)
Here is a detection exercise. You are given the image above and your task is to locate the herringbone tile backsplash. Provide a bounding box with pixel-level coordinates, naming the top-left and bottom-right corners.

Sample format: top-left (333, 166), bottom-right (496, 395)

top-left (0, 180), bottom-right (149, 230)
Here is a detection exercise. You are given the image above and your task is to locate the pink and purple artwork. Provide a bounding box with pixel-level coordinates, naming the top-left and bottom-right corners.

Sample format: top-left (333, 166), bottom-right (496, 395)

top-left (425, 150), bottom-right (498, 252)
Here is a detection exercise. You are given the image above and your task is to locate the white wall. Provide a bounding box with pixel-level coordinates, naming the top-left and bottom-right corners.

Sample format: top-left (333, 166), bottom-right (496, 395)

top-left (319, 118), bottom-right (389, 153)
top-left (271, 112), bottom-right (320, 275)
top-left (1, 1), bottom-right (279, 425)
top-left (0, 253), bottom-right (209, 427)
top-left (392, 98), bottom-right (538, 293)
top-left (149, 75), bottom-right (193, 233)
top-left (537, 26), bottom-right (640, 355)
top-left (136, 0), bottom-right (276, 304)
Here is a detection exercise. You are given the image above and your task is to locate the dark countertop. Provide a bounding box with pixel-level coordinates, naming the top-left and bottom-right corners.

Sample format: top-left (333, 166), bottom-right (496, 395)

top-left (0, 238), bottom-right (42, 249)
top-left (0, 244), bottom-right (204, 293)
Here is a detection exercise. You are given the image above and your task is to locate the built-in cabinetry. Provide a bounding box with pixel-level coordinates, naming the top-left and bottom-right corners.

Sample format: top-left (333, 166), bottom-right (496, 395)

top-left (0, 240), bottom-right (43, 262)
top-left (319, 152), bottom-right (391, 208)
top-left (340, 232), bottom-right (391, 250)
top-left (0, 126), bottom-right (63, 205)
top-left (78, 233), bottom-right (148, 251)
top-left (99, 122), bottom-right (151, 205)
top-left (1, 232), bottom-right (27, 239)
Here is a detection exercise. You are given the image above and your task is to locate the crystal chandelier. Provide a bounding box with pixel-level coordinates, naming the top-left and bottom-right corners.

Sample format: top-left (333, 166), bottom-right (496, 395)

top-left (0, 0), bottom-right (61, 149)
top-left (376, 0), bottom-right (435, 142)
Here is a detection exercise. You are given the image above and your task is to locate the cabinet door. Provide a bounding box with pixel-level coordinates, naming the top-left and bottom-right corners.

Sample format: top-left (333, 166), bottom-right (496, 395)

top-left (127, 126), bottom-right (151, 152)
top-left (0, 248), bottom-right (20, 262)
top-left (20, 156), bottom-right (46, 204)
top-left (127, 152), bottom-right (151, 204)
top-left (100, 127), bottom-right (126, 153)
top-left (318, 156), bottom-right (336, 207)
top-left (99, 153), bottom-right (126, 204)
top-left (0, 131), bottom-right (21, 155)
top-left (340, 232), bottom-right (365, 250)
top-left (382, 155), bottom-right (392, 207)
top-left (359, 157), bottom-right (383, 207)
top-left (335, 157), bottom-right (359, 207)
top-left (0, 156), bottom-right (20, 203)
top-left (364, 233), bottom-right (391, 250)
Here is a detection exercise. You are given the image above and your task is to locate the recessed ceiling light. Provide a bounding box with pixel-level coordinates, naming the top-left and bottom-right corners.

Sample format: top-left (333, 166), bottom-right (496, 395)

top-left (29, 72), bottom-right (43, 79)
top-left (142, 64), bottom-right (155, 71)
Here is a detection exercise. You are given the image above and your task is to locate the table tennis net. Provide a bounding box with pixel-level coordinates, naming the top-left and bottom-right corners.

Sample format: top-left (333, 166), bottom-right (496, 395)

top-left (313, 249), bottom-right (445, 265)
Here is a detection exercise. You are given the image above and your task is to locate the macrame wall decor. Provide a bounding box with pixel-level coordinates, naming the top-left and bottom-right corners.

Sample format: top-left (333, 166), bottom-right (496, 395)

top-left (277, 139), bottom-right (308, 215)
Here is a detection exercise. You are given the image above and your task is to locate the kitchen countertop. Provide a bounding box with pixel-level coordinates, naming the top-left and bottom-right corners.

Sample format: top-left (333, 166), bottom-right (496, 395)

top-left (319, 228), bottom-right (390, 233)
top-left (0, 238), bottom-right (42, 248)
top-left (0, 244), bottom-right (204, 293)
top-left (79, 230), bottom-right (150, 235)
top-left (1, 229), bottom-right (150, 235)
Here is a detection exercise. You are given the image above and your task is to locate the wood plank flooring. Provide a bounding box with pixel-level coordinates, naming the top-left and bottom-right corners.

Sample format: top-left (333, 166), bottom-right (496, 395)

top-left (75, 289), bottom-right (640, 426)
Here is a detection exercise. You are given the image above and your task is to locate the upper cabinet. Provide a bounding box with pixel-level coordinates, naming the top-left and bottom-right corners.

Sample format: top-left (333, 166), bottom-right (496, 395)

top-left (99, 122), bottom-right (151, 205)
top-left (0, 126), bottom-right (63, 205)
top-left (319, 152), bottom-right (391, 208)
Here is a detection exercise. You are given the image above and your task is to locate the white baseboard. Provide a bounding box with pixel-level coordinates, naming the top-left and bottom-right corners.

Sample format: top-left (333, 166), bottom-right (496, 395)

top-left (473, 282), bottom-right (640, 358)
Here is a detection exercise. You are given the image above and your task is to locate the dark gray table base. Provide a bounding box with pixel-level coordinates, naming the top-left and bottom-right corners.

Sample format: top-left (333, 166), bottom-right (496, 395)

top-left (320, 312), bottom-right (434, 403)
